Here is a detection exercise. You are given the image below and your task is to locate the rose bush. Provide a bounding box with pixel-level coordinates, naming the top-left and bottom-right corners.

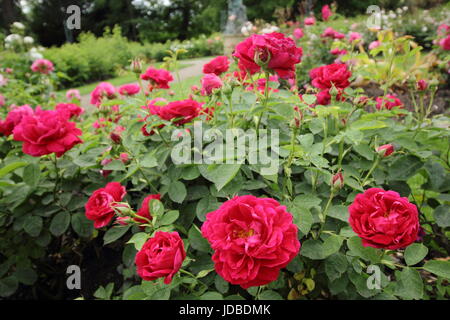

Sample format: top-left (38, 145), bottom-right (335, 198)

top-left (0, 7), bottom-right (449, 301)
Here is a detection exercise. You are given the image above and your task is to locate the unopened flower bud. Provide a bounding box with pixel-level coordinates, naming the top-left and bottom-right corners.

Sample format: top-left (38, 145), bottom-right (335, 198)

top-left (331, 172), bottom-right (344, 190)
top-left (130, 58), bottom-right (143, 74)
top-left (376, 144), bottom-right (394, 157)
top-left (417, 80), bottom-right (428, 91)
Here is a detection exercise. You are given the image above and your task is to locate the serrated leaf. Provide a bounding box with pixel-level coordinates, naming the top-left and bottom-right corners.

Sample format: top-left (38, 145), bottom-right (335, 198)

top-left (404, 243), bottom-right (428, 266)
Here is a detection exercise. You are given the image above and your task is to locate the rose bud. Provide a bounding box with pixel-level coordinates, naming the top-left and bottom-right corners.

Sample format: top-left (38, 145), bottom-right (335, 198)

top-left (110, 125), bottom-right (125, 144)
top-left (417, 80), bottom-right (428, 91)
top-left (130, 58), bottom-right (143, 74)
top-left (376, 144), bottom-right (394, 157)
top-left (119, 152), bottom-right (129, 163)
top-left (331, 172), bottom-right (344, 190)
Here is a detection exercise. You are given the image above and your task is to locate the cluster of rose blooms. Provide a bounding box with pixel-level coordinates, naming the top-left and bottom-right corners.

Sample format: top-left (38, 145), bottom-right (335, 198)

top-left (0, 9), bottom-right (433, 289)
top-left (77, 31), bottom-right (422, 289)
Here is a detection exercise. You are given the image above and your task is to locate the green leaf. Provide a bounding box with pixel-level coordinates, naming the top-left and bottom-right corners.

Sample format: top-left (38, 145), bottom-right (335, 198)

top-left (158, 210), bottom-right (179, 226)
top-left (291, 206), bottom-right (313, 234)
top-left (327, 205), bottom-right (349, 222)
top-left (141, 154), bottom-right (158, 168)
top-left (168, 181), bottom-right (187, 203)
top-left (71, 213), bottom-right (94, 238)
top-left (103, 160), bottom-right (126, 171)
top-left (347, 236), bottom-right (381, 263)
top-left (215, 275), bottom-right (229, 294)
top-left (396, 267), bottom-right (423, 300)
top-left (259, 290), bottom-right (283, 300)
top-left (423, 260), bottom-right (450, 279)
top-left (24, 216), bottom-right (43, 237)
top-left (23, 163), bottom-right (40, 187)
top-left (199, 164), bottom-right (241, 191)
top-left (0, 276), bottom-right (18, 297)
top-left (301, 237), bottom-right (343, 260)
top-left (434, 205), bottom-right (450, 228)
top-left (293, 194), bottom-right (321, 209)
top-left (49, 211), bottom-right (71, 236)
top-left (200, 292), bottom-right (223, 300)
top-left (404, 243), bottom-right (428, 266)
top-left (15, 267), bottom-right (38, 285)
top-left (350, 120), bottom-right (387, 130)
top-left (388, 156), bottom-right (423, 181)
top-left (127, 232), bottom-right (149, 251)
top-left (0, 162), bottom-right (28, 179)
top-left (188, 226), bottom-right (211, 253)
top-left (103, 226), bottom-right (130, 245)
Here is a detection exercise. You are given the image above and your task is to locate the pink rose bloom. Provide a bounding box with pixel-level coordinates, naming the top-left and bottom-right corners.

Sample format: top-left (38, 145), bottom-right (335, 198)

top-left (201, 73), bottom-right (223, 95)
top-left (135, 231), bottom-right (186, 284)
top-left (349, 32), bottom-right (362, 43)
top-left (90, 82), bottom-right (116, 106)
top-left (321, 27), bottom-right (345, 39)
top-left (66, 89), bottom-right (81, 101)
top-left (369, 40), bottom-right (381, 50)
top-left (118, 83), bottom-right (140, 96)
top-left (330, 48), bottom-right (348, 56)
top-left (233, 32), bottom-right (303, 79)
top-left (0, 105), bottom-right (34, 136)
top-left (55, 103), bottom-right (84, 119)
top-left (348, 188), bottom-right (419, 250)
top-left (439, 35), bottom-right (450, 50)
top-left (13, 107), bottom-right (82, 157)
top-left (201, 195), bottom-right (300, 289)
top-left (322, 5), bottom-right (332, 21)
top-left (140, 67), bottom-right (174, 90)
top-left (417, 80), bottom-right (428, 91)
top-left (31, 59), bottom-right (54, 75)
top-left (5, 68), bottom-right (13, 74)
top-left (304, 17), bottom-right (316, 26)
top-left (376, 94), bottom-right (404, 110)
top-left (293, 28), bottom-right (304, 39)
top-left (203, 56), bottom-right (230, 75)
top-left (149, 99), bottom-right (202, 125)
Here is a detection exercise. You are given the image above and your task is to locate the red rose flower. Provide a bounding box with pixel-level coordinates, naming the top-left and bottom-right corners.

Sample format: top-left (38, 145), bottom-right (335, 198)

top-left (201, 195), bottom-right (300, 289)
top-left (118, 83), bottom-right (140, 96)
top-left (310, 63), bottom-right (351, 90)
top-left (149, 99), bottom-right (202, 125)
top-left (201, 73), bottom-right (223, 95)
top-left (375, 94), bottom-right (403, 110)
top-left (12, 108), bottom-right (82, 157)
top-left (304, 17), bottom-right (316, 25)
top-left (203, 56), bottom-right (230, 75)
top-left (135, 231), bottom-right (186, 284)
top-left (31, 59), bottom-right (54, 74)
top-left (0, 105), bottom-right (34, 136)
top-left (55, 103), bottom-right (84, 119)
top-left (416, 80), bottom-right (428, 91)
top-left (85, 182), bottom-right (126, 228)
top-left (439, 35), bottom-right (450, 50)
top-left (90, 82), bottom-right (116, 106)
top-left (348, 188), bottom-right (420, 250)
top-left (233, 32), bottom-right (303, 79)
top-left (140, 67), bottom-right (173, 89)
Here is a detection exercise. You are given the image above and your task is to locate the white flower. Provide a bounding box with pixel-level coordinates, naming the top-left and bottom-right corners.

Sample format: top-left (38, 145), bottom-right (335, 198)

top-left (403, 6), bottom-right (408, 11)
top-left (24, 36), bottom-right (34, 44)
top-left (422, 26), bottom-right (428, 32)
top-left (396, 8), bottom-right (403, 14)
top-left (28, 47), bottom-right (43, 60)
top-left (12, 22), bottom-right (25, 30)
top-left (4, 33), bottom-right (22, 44)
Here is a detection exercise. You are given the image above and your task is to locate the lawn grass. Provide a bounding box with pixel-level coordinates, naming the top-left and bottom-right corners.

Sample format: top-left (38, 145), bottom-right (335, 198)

top-left (59, 61), bottom-right (193, 97)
